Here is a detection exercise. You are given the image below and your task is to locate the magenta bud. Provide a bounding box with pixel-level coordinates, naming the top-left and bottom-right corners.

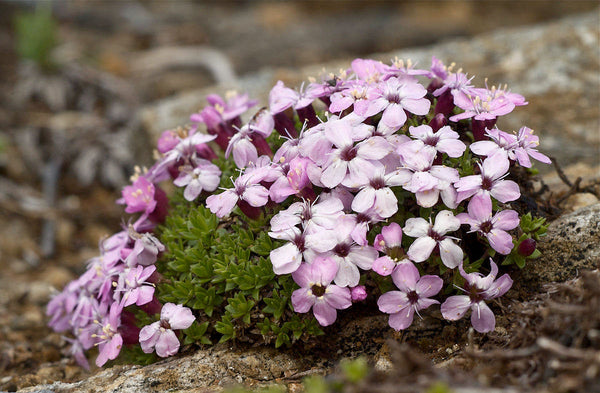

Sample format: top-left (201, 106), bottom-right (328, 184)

top-left (429, 113), bottom-right (447, 132)
top-left (518, 238), bottom-right (536, 257)
top-left (434, 90), bottom-right (454, 116)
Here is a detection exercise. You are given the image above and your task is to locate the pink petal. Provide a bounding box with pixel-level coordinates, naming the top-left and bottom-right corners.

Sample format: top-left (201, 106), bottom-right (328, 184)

top-left (381, 103), bottom-right (407, 130)
top-left (470, 141), bottom-right (500, 157)
top-left (433, 210), bottom-right (460, 234)
top-left (167, 306), bottom-right (195, 330)
top-left (470, 302), bottom-right (495, 333)
top-left (377, 291), bottom-right (409, 314)
top-left (381, 223), bottom-right (403, 247)
top-left (415, 188), bottom-right (440, 208)
top-left (155, 329), bottom-right (180, 357)
top-left (407, 236), bottom-right (436, 262)
top-left (291, 287), bottom-right (315, 313)
top-left (403, 217), bottom-right (430, 238)
top-left (388, 307), bottom-right (415, 330)
top-left (348, 245), bottom-right (377, 270)
top-left (437, 138), bottom-right (466, 158)
top-left (438, 238), bottom-right (463, 269)
top-left (486, 229), bottom-right (514, 255)
top-left (334, 258), bottom-right (361, 287)
top-left (351, 188), bottom-right (376, 213)
top-left (321, 159), bottom-right (347, 188)
top-left (242, 185), bottom-right (269, 207)
top-left (391, 262), bottom-right (420, 292)
top-left (401, 97), bottom-right (430, 116)
top-left (440, 295), bottom-right (471, 321)
top-left (493, 209), bottom-right (520, 231)
top-left (416, 275), bottom-right (443, 298)
top-left (490, 180), bottom-right (521, 203)
top-left (467, 194), bottom-right (493, 222)
top-left (324, 286), bottom-right (352, 309)
top-left (373, 256), bottom-right (396, 276)
top-left (270, 243), bottom-right (302, 274)
top-left (313, 257), bottom-right (339, 285)
top-left (483, 273), bottom-right (513, 299)
top-left (482, 152), bottom-right (510, 181)
top-left (313, 300), bottom-right (338, 326)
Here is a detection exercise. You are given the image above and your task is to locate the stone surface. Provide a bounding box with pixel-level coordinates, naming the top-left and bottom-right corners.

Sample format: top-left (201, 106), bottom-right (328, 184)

top-left (521, 203), bottom-right (600, 288)
top-left (140, 11), bottom-right (600, 174)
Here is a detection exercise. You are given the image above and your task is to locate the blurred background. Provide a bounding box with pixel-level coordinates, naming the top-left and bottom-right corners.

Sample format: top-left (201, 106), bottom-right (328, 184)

top-left (0, 1), bottom-right (598, 389)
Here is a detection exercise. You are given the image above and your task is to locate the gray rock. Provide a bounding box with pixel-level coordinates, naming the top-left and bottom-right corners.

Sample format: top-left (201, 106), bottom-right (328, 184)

top-left (521, 203), bottom-right (600, 288)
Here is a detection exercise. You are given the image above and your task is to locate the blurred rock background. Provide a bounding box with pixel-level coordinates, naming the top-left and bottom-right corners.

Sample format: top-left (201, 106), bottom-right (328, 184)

top-left (0, 1), bottom-right (598, 392)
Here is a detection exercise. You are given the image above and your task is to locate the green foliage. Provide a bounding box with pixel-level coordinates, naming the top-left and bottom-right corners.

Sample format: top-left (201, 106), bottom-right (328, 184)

top-left (14, 6), bottom-right (58, 70)
top-left (148, 188), bottom-right (323, 355)
top-left (502, 213), bottom-right (547, 268)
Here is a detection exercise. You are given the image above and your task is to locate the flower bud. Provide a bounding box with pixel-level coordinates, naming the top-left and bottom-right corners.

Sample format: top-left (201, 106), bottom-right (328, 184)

top-left (517, 238), bottom-right (536, 257)
top-left (350, 285), bottom-right (367, 302)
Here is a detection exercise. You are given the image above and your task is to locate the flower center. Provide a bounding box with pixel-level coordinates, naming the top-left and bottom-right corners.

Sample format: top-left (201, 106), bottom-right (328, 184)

top-left (481, 176), bottom-right (493, 191)
top-left (340, 146), bottom-right (357, 161)
top-left (386, 92), bottom-right (401, 104)
top-left (311, 284), bottom-right (326, 297)
top-left (370, 177), bottom-right (386, 190)
top-left (334, 243), bottom-right (351, 257)
top-left (159, 319), bottom-right (171, 330)
top-left (427, 228), bottom-right (444, 242)
top-left (479, 220), bottom-right (493, 234)
top-left (294, 234), bottom-right (306, 253)
top-left (465, 283), bottom-right (484, 303)
top-left (423, 136), bottom-right (439, 147)
top-left (407, 290), bottom-right (419, 304)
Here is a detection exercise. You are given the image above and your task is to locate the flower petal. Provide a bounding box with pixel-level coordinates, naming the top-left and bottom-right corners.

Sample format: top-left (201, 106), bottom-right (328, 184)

top-left (470, 302), bottom-right (496, 333)
top-left (440, 295), bottom-right (471, 321)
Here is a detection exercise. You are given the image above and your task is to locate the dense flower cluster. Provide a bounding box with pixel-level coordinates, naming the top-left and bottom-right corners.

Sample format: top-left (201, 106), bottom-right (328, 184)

top-left (47, 56), bottom-right (551, 368)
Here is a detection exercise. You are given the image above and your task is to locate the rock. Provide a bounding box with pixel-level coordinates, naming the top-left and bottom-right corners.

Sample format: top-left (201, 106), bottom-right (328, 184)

top-left (563, 193), bottom-right (600, 212)
top-left (521, 203), bottom-right (600, 288)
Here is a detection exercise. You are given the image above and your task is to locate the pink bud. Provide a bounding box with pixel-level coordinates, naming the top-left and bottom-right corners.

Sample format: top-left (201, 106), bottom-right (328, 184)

top-left (350, 285), bottom-right (367, 302)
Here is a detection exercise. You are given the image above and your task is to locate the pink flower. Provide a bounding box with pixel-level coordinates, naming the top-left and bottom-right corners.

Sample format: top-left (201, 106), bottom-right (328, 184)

top-left (450, 86), bottom-right (524, 122)
top-left (403, 210), bottom-right (463, 269)
top-left (320, 130), bottom-right (392, 189)
top-left (408, 125), bottom-right (466, 158)
top-left (268, 224), bottom-right (337, 275)
top-left (291, 257), bottom-right (352, 326)
top-left (372, 223), bottom-right (407, 276)
top-left (173, 160), bottom-right (221, 201)
top-left (206, 171), bottom-right (270, 218)
top-left (440, 260), bottom-right (512, 333)
top-left (94, 302), bottom-right (124, 367)
top-left (115, 265), bottom-right (156, 307)
top-left (457, 194), bottom-right (519, 255)
top-left (378, 262), bottom-right (442, 330)
top-left (396, 140), bottom-right (459, 208)
top-left (350, 163), bottom-right (406, 218)
top-left (513, 126), bottom-right (552, 167)
top-left (455, 151), bottom-right (520, 204)
top-left (139, 303), bottom-right (196, 358)
top-left (125, 232), bottom-right (165, 267)
top-left (119, 175), bottom-right (157, 215)
top-left (324, 216), bottom-right (378, 287)
top-left (357, 76), bottom-right (430, 132)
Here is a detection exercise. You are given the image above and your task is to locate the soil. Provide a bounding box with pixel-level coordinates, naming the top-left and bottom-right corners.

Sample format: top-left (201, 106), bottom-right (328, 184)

top-left (0, 2), bottom-right (599, 393)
